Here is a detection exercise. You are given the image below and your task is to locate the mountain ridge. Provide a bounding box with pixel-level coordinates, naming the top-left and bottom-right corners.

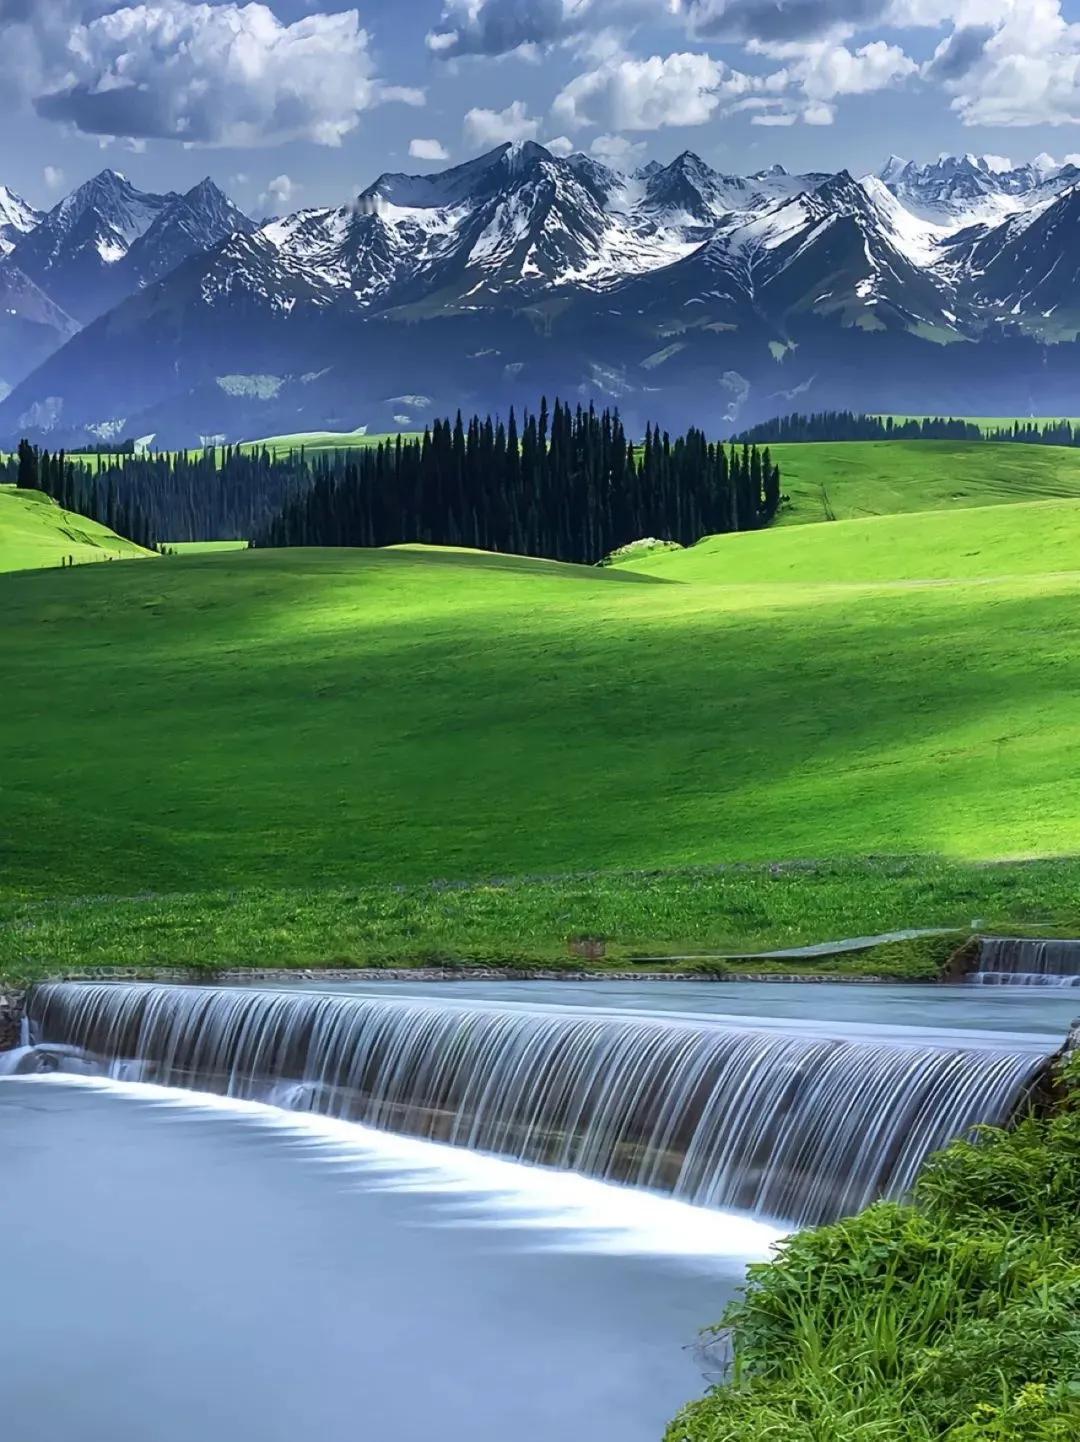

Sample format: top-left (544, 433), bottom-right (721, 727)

top-left (5, 145), bottom-right (1080, 445)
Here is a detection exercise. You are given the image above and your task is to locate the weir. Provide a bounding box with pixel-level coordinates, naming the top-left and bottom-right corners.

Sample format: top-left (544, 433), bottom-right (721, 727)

top-left (19, 981), bottom-right (1050, 1227)
top-left (973, 938), bottom-right (1080, 987)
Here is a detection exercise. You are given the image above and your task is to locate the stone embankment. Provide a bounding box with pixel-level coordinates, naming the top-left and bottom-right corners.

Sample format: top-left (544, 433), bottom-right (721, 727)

top-left (0, 991), bottom-right (24, 1050)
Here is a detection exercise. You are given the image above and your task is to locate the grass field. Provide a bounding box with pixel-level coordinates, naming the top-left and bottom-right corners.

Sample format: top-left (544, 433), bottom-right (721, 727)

top-left (4, 492), bottom-right (1080, 974)
top-left (0, 484), bottom-right (155, 573)
top-left (242, 430), bottom-right (407, 458)
top-left (166, 540), bottom-right (250, 555)
top-left (768, 441), bottom-right (1080, 525)
top-left (618, 496), bottom-right (1080, 583)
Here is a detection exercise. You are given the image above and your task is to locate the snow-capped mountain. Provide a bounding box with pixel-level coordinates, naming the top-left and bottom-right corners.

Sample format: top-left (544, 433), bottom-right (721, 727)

top-left (6, 145), bottom-right (1080, 446)
top-left (877, 152), bottom-right (1080, 229)
top-left (121, 179), bottom-right (256, 292)
top-left (0, 187), bottom-right (42, 258)
top-left (9, 170), bottom-right (180, 321)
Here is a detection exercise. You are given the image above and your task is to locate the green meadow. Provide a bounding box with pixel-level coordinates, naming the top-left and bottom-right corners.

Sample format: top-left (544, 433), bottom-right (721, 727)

top-left (165, 540), bottom-right (250, 555)
top-left (4, 472), bottom-right (1080, 976)
top-left (241, 430), bottom-right (406, 458)
top-left (0, 484), bottom-right (155, 573)
top-left (768, 440), bottom-right (1080, 524)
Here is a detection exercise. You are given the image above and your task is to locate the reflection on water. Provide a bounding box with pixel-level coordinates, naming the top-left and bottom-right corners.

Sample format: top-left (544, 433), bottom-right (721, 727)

top-left (1, 1075), bottom-right (775, 1442)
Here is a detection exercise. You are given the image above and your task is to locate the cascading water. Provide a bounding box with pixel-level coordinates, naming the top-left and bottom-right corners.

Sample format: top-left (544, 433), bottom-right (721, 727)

top-left (973, 938), bottom-right (1080, 987)
top-left (19, 981), bottom-right (1049, 1228)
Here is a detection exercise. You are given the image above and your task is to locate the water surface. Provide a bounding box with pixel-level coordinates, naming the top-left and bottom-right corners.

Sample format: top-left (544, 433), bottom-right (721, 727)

top-left (1, 1076), bottom-right (772, 1442)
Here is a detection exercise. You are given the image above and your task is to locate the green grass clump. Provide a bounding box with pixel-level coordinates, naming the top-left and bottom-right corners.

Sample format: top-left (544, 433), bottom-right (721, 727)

top-left (667, 1058), bottom-right (1080, 1442)
top-left (0, 485), bottom-right (154, 573)
top-left (762, 441), bottom-right (1080, 527)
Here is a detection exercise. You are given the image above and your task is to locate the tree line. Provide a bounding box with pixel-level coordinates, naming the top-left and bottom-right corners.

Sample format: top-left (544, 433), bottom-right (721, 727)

top-left (735, 412), bottom-right (986, 443)
top-left (2, 442), bottom-right (308, 543)
top-left (4, 401), bottom-right (784, 560)
top-left (256, 400), bottom-right (783, 562)
top-left (735, 411), bottom-right (1080, 446)
top-left (10, 440), bottom-right (159, 551)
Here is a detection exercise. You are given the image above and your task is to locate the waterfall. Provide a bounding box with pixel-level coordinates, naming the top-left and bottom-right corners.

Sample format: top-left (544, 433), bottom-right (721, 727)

top-left (973, 938), bottom-right (1080, 987)
top-left (22, 982), bottom-right (1048, 1228)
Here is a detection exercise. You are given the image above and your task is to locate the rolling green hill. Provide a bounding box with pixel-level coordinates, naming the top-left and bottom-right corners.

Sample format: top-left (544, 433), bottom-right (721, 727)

top-left (0, 485), bottom-right (155, 573)
top-left (769, 441), bottom-right (1080, 525)
top-left (242, 430), bottom-right (407, 458)
top-left (618, 497), bottom-right (1080, 584)
top-left (2, 524), bottom-right (1078, 899)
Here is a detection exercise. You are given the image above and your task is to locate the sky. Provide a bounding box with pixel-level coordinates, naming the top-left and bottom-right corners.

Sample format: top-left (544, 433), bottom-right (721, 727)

top-left (3, 0), bottom-right (1080, 213)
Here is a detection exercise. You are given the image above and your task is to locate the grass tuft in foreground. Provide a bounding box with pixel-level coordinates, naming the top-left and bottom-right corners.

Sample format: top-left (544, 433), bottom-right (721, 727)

top-left (668, 1057), bottom-right (1080, 1441)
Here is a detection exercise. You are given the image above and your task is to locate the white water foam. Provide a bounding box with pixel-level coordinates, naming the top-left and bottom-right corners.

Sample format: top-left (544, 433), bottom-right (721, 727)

top-left (3, 1073), bottom-right (786, 1263)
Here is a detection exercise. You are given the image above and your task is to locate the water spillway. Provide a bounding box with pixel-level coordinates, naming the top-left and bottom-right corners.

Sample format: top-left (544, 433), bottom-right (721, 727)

top-left (973, 938), bottom-right (1080, 987)
top-left (23, 981), bottom-right (1049, 1228)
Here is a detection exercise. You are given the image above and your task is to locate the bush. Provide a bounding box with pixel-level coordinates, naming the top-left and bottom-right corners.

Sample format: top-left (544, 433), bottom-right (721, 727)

top-left (666, 1058), bottom-right (1080, 1441)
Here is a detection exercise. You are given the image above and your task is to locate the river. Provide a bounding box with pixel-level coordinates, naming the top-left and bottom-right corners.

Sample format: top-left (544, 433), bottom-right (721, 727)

top-left (3, 978), bottom-right (1076, 1442)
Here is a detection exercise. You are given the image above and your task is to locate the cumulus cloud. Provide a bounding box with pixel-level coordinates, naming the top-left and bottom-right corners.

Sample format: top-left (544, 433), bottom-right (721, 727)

top-left (8, 1), bottom-right (422, 147)
top-left (261, 173), bottom-right (297, 208)
top-left (929, 0), bottom-right (1080, 126)
top-left (43, 164), bottom-right (65, 191)
top-left (589, 132), bottom-right (647, 161)
top-left (758, 38), bottom-right (918, 101)
top-left (553, 51), bottom-right (753, 130)
top-left (429, 0), bottom-right (912, 52)
top-left (428, 0), bottom-right (583, 57)
top-left (463, 99), bottom-right (541, 146)
top-left (922, 23), bottom-right (996, 81)
top-left (410, 137), bottom-right (451, 161)
top-left (679, 0), bottom-right (893, 43)
top-left (544, 134), bottom-right (576, 156)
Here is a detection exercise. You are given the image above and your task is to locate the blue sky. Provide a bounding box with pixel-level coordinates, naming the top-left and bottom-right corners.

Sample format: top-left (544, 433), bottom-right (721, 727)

top-left (3, 0), bottom-right (1080, 211)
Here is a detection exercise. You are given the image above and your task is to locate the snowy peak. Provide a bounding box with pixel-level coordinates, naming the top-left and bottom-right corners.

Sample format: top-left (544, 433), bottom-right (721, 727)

top-left (876, 151), bottom-right (1080, 230)
top-left (121, 180), bottom-right (254, 290)
top-left (0, 187), bottom-right (42, 257)
top-left (9, 169), bottom-right (181, 321)
top-left (47, 169), bottom-right (177, 249)
top-left (362, 142), bottom-right (555, 213)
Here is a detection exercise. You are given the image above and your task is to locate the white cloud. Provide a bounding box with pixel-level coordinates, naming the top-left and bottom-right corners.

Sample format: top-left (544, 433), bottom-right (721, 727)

top-left (553, 51), bottom-right (753, 130)
top-left (803, 101), bottom-right (836, 123)
top-left (464, 99), bottom-right (541, 146)
top-left (27, 2), bottom-right (422, 147)
top-left (544, 134), bottom-right (576, 156)
top-left (751, 109), bottom-right (798, 125)
top-left (42, 164), bottom-right (65, 191)
top-left (429, 0), bottom-right (599, 57)
top-left (757, 39), bottom-right (918, 102)
top-left (261, 174), bottom-right (297, 209)
top-left (928, 0), bottom-right (1080, 127)
top-left (589, 132), bottom-right (647, 161)
top-left (409, 137), bottom-right (451, 161)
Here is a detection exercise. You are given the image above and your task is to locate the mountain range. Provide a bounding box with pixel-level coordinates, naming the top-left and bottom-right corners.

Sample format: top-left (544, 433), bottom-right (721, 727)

top-left (5, 145), bottom-right (1080, 445)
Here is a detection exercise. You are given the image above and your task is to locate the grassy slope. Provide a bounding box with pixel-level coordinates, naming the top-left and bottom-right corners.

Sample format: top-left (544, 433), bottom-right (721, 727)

top-left (241, 431), bottom-right (407, 459)
top-left (4, 501), bottom-right (1080, 973)
top-left (0, 485), bottom-right (155, 573)
top-left (768, 441), bottom-right (1080, 525)
top-left (618, 496), bottom-right (1080, 584)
